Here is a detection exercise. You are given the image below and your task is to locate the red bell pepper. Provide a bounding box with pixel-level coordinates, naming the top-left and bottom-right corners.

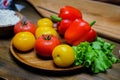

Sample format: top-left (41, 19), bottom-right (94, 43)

top-left (54, 6), bottom-right (82, 35)
top-left (64, 19), bottom-right (97, 46)
top-left (57, 19), bottom-right (72, 35)
top-left (58, 6), bottom-right (82, 20)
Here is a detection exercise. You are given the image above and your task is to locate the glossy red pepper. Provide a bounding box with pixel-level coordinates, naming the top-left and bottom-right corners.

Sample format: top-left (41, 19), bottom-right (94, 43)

top-left (57, 19), bottom-right (72, 35)
top-left (64, 19), bottom-right (97, 46)
top-left (57, 6), bottom-right (82, 35)
top-left (59, 6), bottom-right (82, 20)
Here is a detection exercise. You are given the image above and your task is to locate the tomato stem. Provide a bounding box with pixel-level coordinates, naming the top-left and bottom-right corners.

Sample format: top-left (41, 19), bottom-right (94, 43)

top-left (43, 35), bottom-right (51, 40)
top-left (22, 21), bottom-right (27, 26)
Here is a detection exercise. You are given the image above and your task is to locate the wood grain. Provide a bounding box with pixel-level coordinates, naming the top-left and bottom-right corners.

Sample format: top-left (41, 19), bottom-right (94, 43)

top-left (10, 41), bottom-right (83, 72)
top-left (27, 0), bottom-right (120, 43)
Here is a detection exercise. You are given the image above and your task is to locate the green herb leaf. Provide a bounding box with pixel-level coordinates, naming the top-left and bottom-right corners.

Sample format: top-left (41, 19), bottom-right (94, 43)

top-left (72, 37), bottom-right (119, 73)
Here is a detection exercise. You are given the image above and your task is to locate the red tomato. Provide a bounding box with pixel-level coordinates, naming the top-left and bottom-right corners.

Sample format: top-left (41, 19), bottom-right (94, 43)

top-left (35, 35), bottom-right (60, 58)
top-left (14, 20), bottom-right (37, 35)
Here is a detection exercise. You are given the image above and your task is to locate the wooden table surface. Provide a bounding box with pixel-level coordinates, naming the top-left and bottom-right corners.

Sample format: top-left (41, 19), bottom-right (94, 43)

top-left (0, 0), bottom-right (120, 80)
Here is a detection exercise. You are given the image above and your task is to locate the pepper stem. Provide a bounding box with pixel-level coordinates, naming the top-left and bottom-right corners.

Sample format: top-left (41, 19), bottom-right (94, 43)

top-left (50, 15), bottom-right (62, 22)
top-left (90, 21), bottom-right (96, 26)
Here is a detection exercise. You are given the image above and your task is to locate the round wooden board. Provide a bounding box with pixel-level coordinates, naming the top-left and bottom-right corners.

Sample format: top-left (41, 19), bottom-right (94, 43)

top-left (9, 41), bottom-right (83, 72)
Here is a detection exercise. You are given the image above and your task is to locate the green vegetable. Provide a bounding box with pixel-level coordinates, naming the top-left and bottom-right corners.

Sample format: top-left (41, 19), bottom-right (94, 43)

top-left (72, 37), bottom-right (119, 73)
top-left (50, 15), bottom-right (62, 22)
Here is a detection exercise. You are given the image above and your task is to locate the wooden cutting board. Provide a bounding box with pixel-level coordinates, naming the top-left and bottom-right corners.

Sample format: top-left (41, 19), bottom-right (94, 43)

top-left (27, 0), bottom-right (120, 43)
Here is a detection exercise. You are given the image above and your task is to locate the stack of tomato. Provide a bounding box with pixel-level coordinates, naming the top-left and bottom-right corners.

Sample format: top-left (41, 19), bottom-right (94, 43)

top-left (12, 17), bottom-right (75, 67)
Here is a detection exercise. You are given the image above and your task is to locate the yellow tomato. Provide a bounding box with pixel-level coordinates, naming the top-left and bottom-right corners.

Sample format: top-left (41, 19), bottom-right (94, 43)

top-left (37, 18), bottom-right (53, 27)
top-left (35, 27), bottom-right (58, 38)
top-left (52, 44), bottom-right (75, 67)
top-left (12, 32), bottom-right (36, 52)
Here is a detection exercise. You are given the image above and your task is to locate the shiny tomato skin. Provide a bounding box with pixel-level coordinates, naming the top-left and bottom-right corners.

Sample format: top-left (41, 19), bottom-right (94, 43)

top-left (14, 21), bottom-right (37, 35)
top-left (35, 27), bottom-right (58, 39)
top-left (35, 35), bottom-right (60, 58)
top-left (12, 32), bottom-right (36, 52)
top-left (37, 18), bottom-right (53, 27)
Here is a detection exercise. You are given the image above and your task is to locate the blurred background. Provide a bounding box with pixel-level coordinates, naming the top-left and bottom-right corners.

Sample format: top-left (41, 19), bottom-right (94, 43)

top-left (93, 0), bottom-right (120, 5)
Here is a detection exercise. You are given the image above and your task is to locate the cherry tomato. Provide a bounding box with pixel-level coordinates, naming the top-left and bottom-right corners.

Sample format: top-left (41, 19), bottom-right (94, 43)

top-left (52, 44), bottom-right (75, 67)
top-left (35, 27), bottom-right (58, 38)
top-left (14, 20), bottom-right (37, 35)
top-left (37, 18), bottom-right (53, 27)
top-left (12, 32), bottom-right (36, 52)
top-left (35, 35), bottom-right (60, 58)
